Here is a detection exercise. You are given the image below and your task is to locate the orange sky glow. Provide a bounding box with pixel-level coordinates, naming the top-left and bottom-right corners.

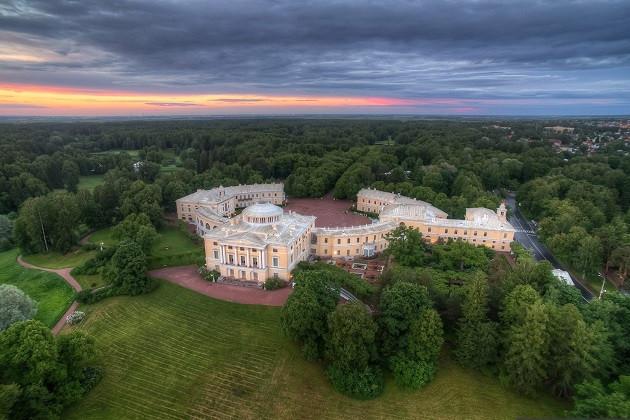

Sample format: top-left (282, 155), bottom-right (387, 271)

top-left (0, 84), bottom-right (477, 116)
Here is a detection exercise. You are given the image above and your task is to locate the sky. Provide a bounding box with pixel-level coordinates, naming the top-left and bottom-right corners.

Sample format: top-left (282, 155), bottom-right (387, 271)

top-left (0, 0), bottom-right (629, 116)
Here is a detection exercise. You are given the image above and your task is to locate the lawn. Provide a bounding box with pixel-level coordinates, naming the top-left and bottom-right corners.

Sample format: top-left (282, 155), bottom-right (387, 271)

top-left (89, 225), bottom-right (203, 269)
top-left (78, 174), bottom-right (105, 191)
top-left (0, 249), bottom-right (75, 328)
top-left (64, 280), bottom-right (566, 419)
top-left (22, 248), bottom-right (96, 269)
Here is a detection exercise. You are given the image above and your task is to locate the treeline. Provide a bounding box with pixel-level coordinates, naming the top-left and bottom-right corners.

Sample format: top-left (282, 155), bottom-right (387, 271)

top-left (282, 226), bottom-right (630, 417)
top-left (2, 118), bottom-right (629, 283)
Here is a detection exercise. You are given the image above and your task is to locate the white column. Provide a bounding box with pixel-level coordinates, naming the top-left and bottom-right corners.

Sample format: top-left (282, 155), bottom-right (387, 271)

top-left (247, 248), bottom-right (251, 267)
top-left (221, 245), bottom-right (226, 264)
top-left (261, 249), bottom-right (266, 269)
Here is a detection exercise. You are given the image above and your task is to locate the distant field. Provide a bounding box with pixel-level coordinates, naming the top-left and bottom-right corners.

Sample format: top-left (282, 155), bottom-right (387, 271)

top-left (64, 280), bottom-right (566, 419)
top-left (78, 174), bottom-right (105, 191)
top-left (0, 249), bottom-right (74, 328)
top-left (23, 248), bottom-right (96, 269)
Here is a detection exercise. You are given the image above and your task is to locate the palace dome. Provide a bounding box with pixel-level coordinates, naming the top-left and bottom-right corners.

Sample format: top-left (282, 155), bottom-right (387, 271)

top-left (242, 202), bottom-right (283, 224)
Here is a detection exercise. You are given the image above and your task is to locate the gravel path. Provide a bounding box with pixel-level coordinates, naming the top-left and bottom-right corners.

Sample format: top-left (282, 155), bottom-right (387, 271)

top-left (16, 255), bottom-right (82, 335)
top-left (149, 265), bottom-right (292, 306)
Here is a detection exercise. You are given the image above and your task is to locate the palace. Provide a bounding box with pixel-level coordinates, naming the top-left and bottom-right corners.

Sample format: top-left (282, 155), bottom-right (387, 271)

top-left (177, 184), bottom-right (515, 284)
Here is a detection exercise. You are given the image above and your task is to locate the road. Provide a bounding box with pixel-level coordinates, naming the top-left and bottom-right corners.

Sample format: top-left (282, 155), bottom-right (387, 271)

top-left (505, 194), bottom-right (593, 300)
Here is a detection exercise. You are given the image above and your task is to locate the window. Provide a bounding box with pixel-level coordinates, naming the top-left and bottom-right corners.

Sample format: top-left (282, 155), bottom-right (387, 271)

top-left (464, 230), bottom-right (467, 235)
top-left (273, 248), bottom-right (278, 253)
top-left (324, 249), bottom-right (328, 254)
top-left (503, 233), bottom-right (507, 238)
top-left (213, 241), bottom-right (218, 245)
top-left (213, 250), bottom-right (219, 259)
top-left (356, 238), bottom-right (360, 243)
top-left (252, 257), bottom-right (258, 267)
top-left (324, 238), bottom-right (328, 244)
top-left (240, 256), bottom-right (246, 265)
top-left (445, 229), bottom-right (448, 234)
top-left (474, 231), bottom-right (478, 236)
top-left (484, 232), bottom-right (488, 237)
top-left (347, 238), bottom-right (350, 244)
top-left (228, 255), bottom-right (234, 264)
top-left (454, 230), bottom-right (458, 234)
top-left (337, 238), bottom-right (341, 244)
top-left (428, 227), bottom-right (432, 233)
top-left (272, 257), bottom-right (279, 267)
top-left (253, 272), bottom-right (258, 281)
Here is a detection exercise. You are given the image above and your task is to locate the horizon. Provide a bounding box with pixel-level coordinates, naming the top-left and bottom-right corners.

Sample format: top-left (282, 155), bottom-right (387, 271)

top-left (1, 0), bottom-right (630, 116)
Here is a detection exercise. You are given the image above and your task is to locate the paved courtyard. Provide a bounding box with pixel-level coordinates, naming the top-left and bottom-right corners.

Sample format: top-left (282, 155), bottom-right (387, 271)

top-left (149, 265), bottom-right (292, 306)
top-left (284, 194), bottom-right (371, 227)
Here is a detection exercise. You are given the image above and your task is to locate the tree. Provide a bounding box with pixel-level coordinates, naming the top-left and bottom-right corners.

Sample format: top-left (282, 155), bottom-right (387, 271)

top-left (379, 282), bottom-right (431, 356)
top-left (500, 284), bottom-right (541, 326)
top-left (502, 301), bottom-right (550, 395)
top-left (326, 303), bottom-right (377, 371)
top-left (0, 215), bottom-right (13, 251)
top-left (546, 304), bottom-right (608, 397)
top-left (325, 303), bottom-right (383, 399)
top-left (61, 160), bottom-right (80, 193)
top-left (0, 285), bottom-right (37, 331)
top-left (433, 240), bottom-right (490, 271)
top-left (572, 376), bottom-right (630, 419)
top-left (455, 274), bottom-right (498, 369)
top-left (119, 180), bottom-right (163, 227)
top-left (610, 246), bottom-right (630, 286)
top-left (112, 213), bottom-right (158, 252)
top-left (385, 225), bottom-right (428, 267)
top-left (0, 320), bottom-right (100, 419)
top-left (281, 271), bottom-right (338, 360)
top-left (0, 320), bottom-right (59, 419)
top-left (102, 240), bottom-right (152, 295)
top-left (407, 308), bottom-right (444, 364)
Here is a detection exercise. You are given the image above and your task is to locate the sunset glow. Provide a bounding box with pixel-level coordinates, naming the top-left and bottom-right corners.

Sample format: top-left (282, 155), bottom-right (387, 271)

top-left (0, 84), bottom-right (477, 116)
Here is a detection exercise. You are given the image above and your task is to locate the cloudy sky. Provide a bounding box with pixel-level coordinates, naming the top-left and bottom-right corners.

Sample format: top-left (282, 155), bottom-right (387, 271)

top-left (0, 0), bottom-right (629, 116)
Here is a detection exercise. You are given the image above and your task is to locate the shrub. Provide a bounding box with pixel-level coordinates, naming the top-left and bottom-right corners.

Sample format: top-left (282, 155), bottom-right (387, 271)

top-left (65, 311), bottom-right (86, 325)
top-left (76, 286), bottom-right (115, 304)
top-left (0, 284), bottom-right (37, 331)
top-left (199, 265), bottom-right (220, 282)
top-left (294, 262), bottom-right (374, 298)
top-left (389, 355), bottom-right (436, 389)
top-left (326, 365), bottom-right (384, 400)
top-left (264, 276), bottom-right (285, 290)
top-left (72, 246), bottom-right (116, 276)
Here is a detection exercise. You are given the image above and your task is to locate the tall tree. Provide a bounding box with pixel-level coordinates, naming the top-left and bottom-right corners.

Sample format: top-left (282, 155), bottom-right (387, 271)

top-left (103, 240), bottom-right (152, 295)
top-left (502, 301), bottom-right (550, 395)
top-left (455, 274), bottom-right (498, 369)
top-left (0, 285), bottom-right (37, 331)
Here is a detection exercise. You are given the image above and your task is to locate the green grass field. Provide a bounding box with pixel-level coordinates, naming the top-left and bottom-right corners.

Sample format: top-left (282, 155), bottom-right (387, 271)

top-left (78, 175), bottom-right (105, 191)
top-left (0, 249), bottom-right (75, 328)
top-left (89, 225), bottom-right (203, 269)
top-left (22, 248), bottom-right (96, 269)
top-left (64, 280), bottom-right (566, 419)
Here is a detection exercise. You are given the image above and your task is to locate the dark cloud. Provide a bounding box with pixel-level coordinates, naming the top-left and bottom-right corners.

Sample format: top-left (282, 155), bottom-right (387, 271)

top-left (0, 0), bottom-right (629, 113)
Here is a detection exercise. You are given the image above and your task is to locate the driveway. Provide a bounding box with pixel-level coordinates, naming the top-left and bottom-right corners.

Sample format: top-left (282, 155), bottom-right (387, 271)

top-left (149, 265), bottom-right (292, 306)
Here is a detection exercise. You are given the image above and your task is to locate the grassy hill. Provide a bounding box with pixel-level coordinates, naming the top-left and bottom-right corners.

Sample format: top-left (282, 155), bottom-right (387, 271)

top-left (64, 280), bottom-right (567, 419)
top-left (0, 249), bottom-right (75, 327)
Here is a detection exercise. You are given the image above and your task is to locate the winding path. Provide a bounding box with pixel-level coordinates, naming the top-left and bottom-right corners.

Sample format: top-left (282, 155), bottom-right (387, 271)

top-left (16, 256), bottom-right (82, 335)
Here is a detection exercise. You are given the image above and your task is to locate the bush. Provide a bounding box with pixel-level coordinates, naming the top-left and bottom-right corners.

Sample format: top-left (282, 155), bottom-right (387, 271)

top-left (199, 265), bottom-right (220, 282)
top-left (295, 262), bottom-right (374, 298)
top-left (264, 276), bottom-right (285, 290)
top-left (65, 310), bottom-right (86, 325)
top-left (72, 246), bottom-right (116, 276)
top-left (76, 286), bottom-right (116, 304)
top-left (327, 365), bottom-right (384, 400)
top-left (0, 284), bottom-right (37, 331)
top-left (389, 355), bottom-right (436, 389)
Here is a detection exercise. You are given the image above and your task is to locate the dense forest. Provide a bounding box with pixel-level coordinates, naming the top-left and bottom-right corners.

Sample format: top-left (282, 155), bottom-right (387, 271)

top-left (1, 118), bottom-right (629, 286)
top-left (1, 118), bottom-right (630, 416)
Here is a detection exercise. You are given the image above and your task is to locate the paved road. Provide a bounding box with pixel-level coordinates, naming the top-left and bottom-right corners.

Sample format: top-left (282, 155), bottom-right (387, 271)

top-left (505, 194), bottom-right (593, 300)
